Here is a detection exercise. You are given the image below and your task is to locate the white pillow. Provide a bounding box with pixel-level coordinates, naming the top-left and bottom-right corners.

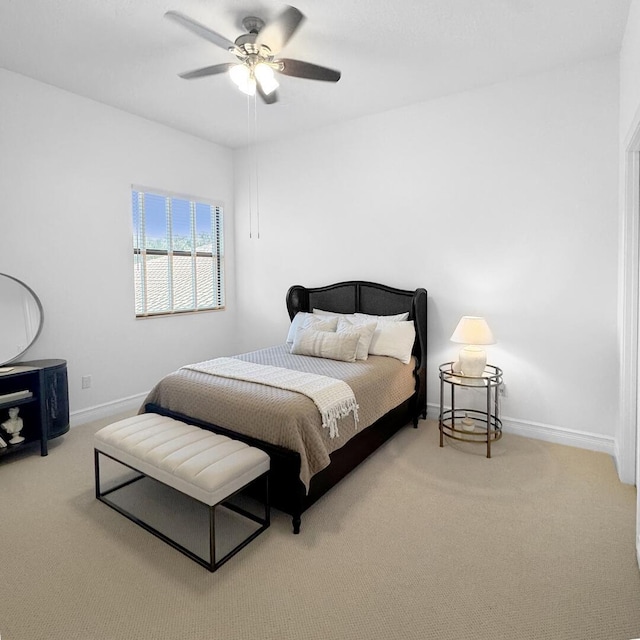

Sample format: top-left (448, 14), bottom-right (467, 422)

top-left (291, 328), bottom-right (359, 362)
top-left (312, 308), bottom-right (359, 322)
top-left (337, 317), bottom-right (376, 361)
top-left (368, 320), bottom-right (416, 364)
top-left (286, 313), bottom-right (337, 344)
top-left (305, 315), bottom-right (338, 331)
top-left (286, 311), bottom-right (310, 344)
top-left (354, 311), bottom-right (409, 323)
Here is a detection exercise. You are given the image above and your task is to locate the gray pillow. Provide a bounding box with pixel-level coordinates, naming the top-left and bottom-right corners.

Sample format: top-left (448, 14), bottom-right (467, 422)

top-left (291, 328), bottom-right (359, 362)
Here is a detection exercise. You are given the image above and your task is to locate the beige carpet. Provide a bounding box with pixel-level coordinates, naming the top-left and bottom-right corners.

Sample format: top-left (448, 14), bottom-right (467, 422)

top-left (1, 415), bottom-right (639, 640)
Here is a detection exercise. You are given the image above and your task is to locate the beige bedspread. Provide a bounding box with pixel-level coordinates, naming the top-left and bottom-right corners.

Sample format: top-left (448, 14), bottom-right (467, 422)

top-left (142, 344), bottom-right (416, 489)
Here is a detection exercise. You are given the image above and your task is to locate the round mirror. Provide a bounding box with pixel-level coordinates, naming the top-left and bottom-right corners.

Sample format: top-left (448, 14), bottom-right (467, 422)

top-left (0, 274), bottom-right (44, 366)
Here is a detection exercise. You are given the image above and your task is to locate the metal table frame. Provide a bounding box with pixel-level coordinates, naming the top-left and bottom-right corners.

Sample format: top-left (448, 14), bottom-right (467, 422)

top-left (438, 362), bottom-right (503, 458)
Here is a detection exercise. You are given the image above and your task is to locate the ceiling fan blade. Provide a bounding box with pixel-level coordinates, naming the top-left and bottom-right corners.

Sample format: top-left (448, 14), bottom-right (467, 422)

top-left (178, 63), bottom-right (234, 80)
top-left (165, 11), bottom-right (235, 51)
top-left (277, 59), bottom-right (341, 82)
top-left (257, 84), bottom-right (278, 105)
top-left (255, 5), bottom-right (305, 54)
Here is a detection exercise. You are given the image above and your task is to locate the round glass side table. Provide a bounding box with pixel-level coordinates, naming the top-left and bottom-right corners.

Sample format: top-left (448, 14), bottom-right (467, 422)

top-left (438, 362), bottom-right (503, 458)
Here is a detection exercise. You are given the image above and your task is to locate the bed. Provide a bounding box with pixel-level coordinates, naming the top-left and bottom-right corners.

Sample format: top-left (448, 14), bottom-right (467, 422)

top-left (144, 280), bottom-right (428, 533)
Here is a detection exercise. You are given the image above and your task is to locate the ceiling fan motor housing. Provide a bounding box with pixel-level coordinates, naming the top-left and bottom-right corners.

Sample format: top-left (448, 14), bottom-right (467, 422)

top-left (241, 16), bottom-right (264, 34)
top-left (234, 26), bottom-right (273, 63)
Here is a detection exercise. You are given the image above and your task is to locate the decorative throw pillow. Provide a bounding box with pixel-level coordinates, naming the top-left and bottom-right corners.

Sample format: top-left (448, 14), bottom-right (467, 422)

top-left (337, 317), bottom-right (376, 360)
top-left (354, 311), bottom-right (409, 323)
top-left (368, 320), bottom-right (416, 364)
top-left (286, 313), bottom-right (337, 344)
top-left (291, 328), bottom-right (359, 362)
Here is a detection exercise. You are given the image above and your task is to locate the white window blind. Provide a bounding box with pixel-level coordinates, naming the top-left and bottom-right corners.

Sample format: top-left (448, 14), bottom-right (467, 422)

top-left (132, 187), bottom-right (224, 317)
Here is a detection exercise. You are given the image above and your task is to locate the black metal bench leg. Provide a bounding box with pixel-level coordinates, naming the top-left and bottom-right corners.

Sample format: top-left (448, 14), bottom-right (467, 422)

top-left (209, 505), bottom-right (216, 572)
top-left (94, 449), bottom-right (101, 498)
top-left (264, 474), bottom-right (271, 526)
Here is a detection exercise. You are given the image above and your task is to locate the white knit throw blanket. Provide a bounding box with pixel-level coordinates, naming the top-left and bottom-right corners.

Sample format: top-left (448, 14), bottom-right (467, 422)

top-left (183, 357), bottom-right (358, 439)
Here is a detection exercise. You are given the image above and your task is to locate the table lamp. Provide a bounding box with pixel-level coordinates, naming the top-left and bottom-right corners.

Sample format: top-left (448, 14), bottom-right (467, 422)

top-left (450, 316), bottom-right (495, 377)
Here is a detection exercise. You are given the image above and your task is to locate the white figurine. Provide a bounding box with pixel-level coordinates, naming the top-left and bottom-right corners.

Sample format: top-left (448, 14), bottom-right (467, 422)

top-left (2, 407), bottom-right (25, 444)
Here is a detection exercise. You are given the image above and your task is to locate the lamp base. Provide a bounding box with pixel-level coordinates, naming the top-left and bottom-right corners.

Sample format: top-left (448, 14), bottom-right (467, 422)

top-left (459, 346), bottom-right (486, 377)
top-left (461, 414), bottom-right (475, 431)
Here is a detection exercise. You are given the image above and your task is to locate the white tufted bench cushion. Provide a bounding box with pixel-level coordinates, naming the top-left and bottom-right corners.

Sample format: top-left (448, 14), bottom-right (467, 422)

top-left (94, 413), bottom-right (270, 506)
top-left (94, 413), bottom-right (270, 571)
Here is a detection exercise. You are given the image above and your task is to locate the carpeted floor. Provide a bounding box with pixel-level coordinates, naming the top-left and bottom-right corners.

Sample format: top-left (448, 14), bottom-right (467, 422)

top-left (0, 415), bottom-right (639, 640)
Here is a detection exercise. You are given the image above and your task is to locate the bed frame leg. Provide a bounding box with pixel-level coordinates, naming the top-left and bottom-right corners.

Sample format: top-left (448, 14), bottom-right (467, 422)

top-left (292, 516), bottom-right (301, 534)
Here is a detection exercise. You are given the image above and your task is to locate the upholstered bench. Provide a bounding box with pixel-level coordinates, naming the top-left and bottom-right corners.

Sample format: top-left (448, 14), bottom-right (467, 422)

top-left (94, 413), bottom-right (270, 572)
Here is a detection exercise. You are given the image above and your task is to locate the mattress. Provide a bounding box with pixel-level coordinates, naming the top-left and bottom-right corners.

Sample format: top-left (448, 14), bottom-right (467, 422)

top-left (142, 344), bottom-right (416, 489)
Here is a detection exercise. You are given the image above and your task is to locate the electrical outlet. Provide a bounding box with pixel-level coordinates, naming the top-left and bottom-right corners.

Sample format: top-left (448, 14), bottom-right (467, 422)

top-left (499, 383), bottom-right (507, 398)
top-left (81, 375), bottom-right (92, 389)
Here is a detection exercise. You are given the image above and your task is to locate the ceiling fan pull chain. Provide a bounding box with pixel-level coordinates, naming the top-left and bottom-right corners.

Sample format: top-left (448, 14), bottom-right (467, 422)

top-left (247, 95), bottom-right (252, 239)
top-left (247, 94), bottom-right (260, 239)
top-left (253, 93), bottom-right (260, 240)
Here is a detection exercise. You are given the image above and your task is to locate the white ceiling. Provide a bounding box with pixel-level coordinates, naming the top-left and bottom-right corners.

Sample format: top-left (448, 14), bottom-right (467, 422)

top-left (0, 0), bottom-right (631, 149)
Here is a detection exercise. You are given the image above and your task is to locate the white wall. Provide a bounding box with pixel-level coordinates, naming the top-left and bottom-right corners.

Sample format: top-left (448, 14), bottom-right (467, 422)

top-left (0, 69), bottom-right (237, 423)
top-left (0, 56), bottom-right (621, 455)
top-left (234, 56), bottom-right (619, 450)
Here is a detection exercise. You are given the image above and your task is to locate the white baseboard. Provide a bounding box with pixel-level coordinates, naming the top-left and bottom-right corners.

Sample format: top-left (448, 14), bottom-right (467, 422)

top-left (70, 392), bottom-right (148, 427)
top-left (613, 438), bottom-right (637, 485)
top-left (426, 403), bottom-right (615, 456)
top-left (74, 397), bottom-right (616, 457)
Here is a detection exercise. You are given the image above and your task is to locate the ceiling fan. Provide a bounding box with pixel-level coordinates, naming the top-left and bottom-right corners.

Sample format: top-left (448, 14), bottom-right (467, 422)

top-left (165, 5), bottom-right (341, 104)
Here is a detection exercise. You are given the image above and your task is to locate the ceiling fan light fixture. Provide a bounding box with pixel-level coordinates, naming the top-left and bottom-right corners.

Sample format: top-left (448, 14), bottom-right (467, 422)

top-left (254, 63), bottom-right (279, 95)
top-left (229, 63), bottom-right (257, 96)
top-left (229, 63), bottom-right (250, 86)
top-left (238, 76), bottom-right (257, 96)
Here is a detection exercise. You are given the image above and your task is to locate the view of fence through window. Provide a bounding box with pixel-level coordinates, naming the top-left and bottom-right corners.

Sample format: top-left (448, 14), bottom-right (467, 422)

top-left (132, 188), bottom-right (224, 316)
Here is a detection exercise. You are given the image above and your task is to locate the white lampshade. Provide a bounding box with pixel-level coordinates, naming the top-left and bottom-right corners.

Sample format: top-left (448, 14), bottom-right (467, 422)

top-left (239, 77), bottom-right (256, 96)
top-left (229, 64), bottom-right (250, 86)
top-left (229, 64), bottom-right (256, 96)
top-left (450, 316), bottom-right (495, 377)
top-left (450, 316), bottom-right (495, 346)
top-left (254, 63), bottom-right (279, 95)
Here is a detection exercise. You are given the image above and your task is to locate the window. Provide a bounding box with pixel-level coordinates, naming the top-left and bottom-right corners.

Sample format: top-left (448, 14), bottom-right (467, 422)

top-left (132, 187), bottom-right (224, 317)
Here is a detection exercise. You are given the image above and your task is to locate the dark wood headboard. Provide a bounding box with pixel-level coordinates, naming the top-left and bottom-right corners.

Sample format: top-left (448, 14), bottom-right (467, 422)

top-left (286, 281), bottom-right (427, 419)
